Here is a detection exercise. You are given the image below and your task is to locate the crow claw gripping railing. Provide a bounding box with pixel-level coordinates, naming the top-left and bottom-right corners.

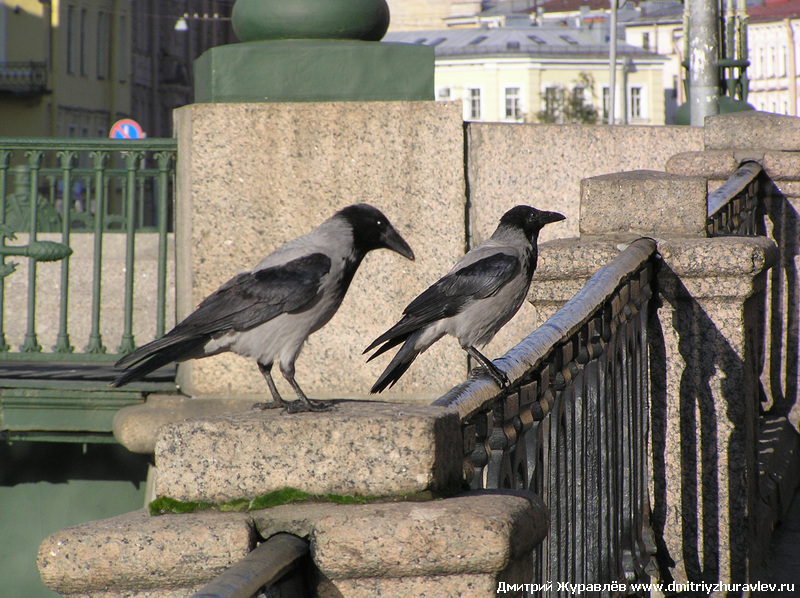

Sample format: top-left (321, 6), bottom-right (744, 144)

top-left (433, 237), bottom-right (659, 595)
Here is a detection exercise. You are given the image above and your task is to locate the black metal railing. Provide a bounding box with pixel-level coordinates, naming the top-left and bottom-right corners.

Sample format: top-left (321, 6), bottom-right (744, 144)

top-left (189, 533), bottom-right (309, 598)
top-left (707, 161), bottom-right (762, 236)
top-left (432, 237), bottom-right (659, 595)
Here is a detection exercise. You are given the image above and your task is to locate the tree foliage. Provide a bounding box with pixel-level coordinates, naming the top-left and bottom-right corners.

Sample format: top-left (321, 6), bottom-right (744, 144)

top-left (537, 72), bottom-right (599, 125)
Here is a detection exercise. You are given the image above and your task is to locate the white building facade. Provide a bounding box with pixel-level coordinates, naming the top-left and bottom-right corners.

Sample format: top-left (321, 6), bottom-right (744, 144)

top-left (384, 27), bottom-right (668, 124)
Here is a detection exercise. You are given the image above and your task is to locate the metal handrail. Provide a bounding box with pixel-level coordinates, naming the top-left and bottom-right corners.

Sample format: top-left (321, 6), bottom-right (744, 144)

top-left (707, 161), bottom-right (762, 236)
top-left (434, 237), bottom-right (657, 418)
top-left (190, 533), bottom-right (309, 598)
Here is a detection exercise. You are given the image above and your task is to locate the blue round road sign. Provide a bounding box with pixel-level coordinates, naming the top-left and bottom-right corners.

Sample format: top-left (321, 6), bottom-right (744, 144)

top-left (110, 119), bottom-right (144, 140)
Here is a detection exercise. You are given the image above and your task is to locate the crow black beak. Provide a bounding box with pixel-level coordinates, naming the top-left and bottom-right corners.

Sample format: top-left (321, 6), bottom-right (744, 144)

top-left (544, 211), bottom-right (566, 225)
top-left (382, 225), bottom-right (415, 261)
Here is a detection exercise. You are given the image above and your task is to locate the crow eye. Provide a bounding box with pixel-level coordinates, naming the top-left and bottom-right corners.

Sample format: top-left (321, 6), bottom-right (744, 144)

top-left (376, 219), bottom-right (383, 227)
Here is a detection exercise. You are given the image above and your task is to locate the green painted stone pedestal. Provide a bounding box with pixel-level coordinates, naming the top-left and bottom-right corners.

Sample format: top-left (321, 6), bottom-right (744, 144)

top-left (194, 40), bottom-right (434, 103)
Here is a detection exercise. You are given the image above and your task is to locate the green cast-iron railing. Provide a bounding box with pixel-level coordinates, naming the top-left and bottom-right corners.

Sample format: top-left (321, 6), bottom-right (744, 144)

top-left (0, 137), bottom-right (178, 443)
top-left (433, 237), bottom-right (659, 596)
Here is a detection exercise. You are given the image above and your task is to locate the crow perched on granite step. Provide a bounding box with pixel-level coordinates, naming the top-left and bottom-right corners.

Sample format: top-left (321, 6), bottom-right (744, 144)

top-left (113, 204), bottom-right (414, 413)
top-left (365, 205), bottom-right (564, 393)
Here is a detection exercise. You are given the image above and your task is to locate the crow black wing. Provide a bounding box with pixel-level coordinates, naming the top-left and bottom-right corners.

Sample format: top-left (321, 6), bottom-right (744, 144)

top-left (116, 253), bottom-right (331, 370)
top-left (184, 252), bottom-right (332, 334)
top-left (365, 252), bottom-right (520, 355)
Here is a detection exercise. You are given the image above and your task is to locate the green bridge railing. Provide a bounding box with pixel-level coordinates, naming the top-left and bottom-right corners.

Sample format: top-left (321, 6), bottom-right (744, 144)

top-left (0, 137), bottom-right (178, 442)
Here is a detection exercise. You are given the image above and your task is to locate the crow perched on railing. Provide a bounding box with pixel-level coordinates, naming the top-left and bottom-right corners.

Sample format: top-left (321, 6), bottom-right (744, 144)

top-left (366, 205), bottom-right (564, 393)
top-left (112, 204), bottom-right (414, 413)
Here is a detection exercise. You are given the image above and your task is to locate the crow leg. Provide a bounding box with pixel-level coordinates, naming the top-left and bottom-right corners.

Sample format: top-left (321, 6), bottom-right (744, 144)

top-left (466, 346), bottom-right (510, 389)
top-left (252, 362), bottom-right (291, 410)
top-left (279, 361), bottom-right (335, 414)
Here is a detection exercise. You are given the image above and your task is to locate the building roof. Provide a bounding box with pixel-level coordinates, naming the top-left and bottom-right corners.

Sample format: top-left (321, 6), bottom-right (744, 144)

top-left (747, 0), bottom-right (800, 20)
top-left (383, 27), bottom-right (663, 59)
top-left (535, 0), bottom-right (624, 13)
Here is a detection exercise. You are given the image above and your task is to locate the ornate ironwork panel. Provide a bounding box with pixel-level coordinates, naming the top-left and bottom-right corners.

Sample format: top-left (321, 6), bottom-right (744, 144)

top-left (706, 161), bottom-right (762, 236)
top-left (0, 138), bottom-right (177, 442)
top-left (433, 237), bottom-right (659, 596)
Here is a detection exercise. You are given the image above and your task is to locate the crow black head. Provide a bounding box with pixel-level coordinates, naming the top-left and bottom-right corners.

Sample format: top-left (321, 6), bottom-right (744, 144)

top-left (498, 205), bottom-right (565, 243)
top-left (337, 204), bottom-right (415, 261)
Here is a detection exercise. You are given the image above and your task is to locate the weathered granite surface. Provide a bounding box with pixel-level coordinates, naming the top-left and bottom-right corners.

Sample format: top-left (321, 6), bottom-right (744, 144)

top-left (528, 164), bottom-right (779, 592)
top-left (667, 149), bottom-right (800, 190)
top-left (113, 394), bottom-right (254, 454)
top-left (38, 492), bottom-right (548, 598)
top-left (465, 123), bottom-right (703, 243)
top-left (309, 492), bottom-right (546, 579)
top-left (153, 401), bottom-right (463, 502)
top-left (579, 170), bottom-right (708, 237)
top-left (704, 112), bottom-right (800, 151)
top-left (173, 101), bottom-right (467, 401)
top-left (37, 509), bottom-right (253, 596)
top-left (666, 112), bottom-right (800, 435)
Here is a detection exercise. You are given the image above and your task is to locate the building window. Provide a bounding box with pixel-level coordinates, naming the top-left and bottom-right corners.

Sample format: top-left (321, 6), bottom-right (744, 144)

top-left (544, 86), bottom-right (561, 122)
top-left (465, 87), bottom-right (481, 120)
top-left (67, 5), bottom-right (78, 74)
top-left (602, 87), bottom-right (611, 121)
top-left (642, 32), bottom-right (650, 51)
top-left (630, 86), bottom-right (643, 120)
top-left (119, 15), bottom-right (127, 82)
top-left (437, 87), bottom-right (452, 101)
top-left (97, 12), bottom-right (109, 79)
top-left (80, 9), bottom-right (88, 76)
top-left (767, 46), bottom-right (774, 78)
top-left (505, 87), bottom-right (522, 121)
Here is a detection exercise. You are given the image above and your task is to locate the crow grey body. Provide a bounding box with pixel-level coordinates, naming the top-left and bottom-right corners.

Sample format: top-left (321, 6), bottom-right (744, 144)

top-left (113, 204), bottom-right (414, 412)
top-left (365, 205), bottom-right (564, 393)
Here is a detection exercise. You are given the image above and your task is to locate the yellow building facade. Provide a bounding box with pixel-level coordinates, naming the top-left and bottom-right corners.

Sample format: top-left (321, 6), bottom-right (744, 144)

top-left (0, 0), bottom-right (132, 138)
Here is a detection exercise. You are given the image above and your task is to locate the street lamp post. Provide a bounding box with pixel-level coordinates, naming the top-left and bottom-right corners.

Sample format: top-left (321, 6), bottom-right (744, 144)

top-left (688, 0), bottom-right (720, 126)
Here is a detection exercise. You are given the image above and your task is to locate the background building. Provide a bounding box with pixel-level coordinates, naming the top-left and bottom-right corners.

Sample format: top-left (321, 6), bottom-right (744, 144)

top-left (747, 0), bottom-right (800, 115)
top-left (385, 26), bottom-right (667, 124)
top-left (1, 0), bottom-right (133, 138)
top-left (0, 0), bottom-right (236, 140)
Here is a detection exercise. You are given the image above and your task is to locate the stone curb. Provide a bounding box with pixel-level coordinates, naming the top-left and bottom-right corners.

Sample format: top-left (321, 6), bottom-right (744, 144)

top-left (153, 401), bottom-right (464, 502)
top-left (37, 510), bottom-right (254, 595)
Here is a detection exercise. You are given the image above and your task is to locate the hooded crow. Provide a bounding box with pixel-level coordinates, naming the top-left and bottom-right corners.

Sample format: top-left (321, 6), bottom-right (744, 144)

top-left (365, 205), bottom-right (564, 393)
top-left (113, 204), bottom-right (414, 413)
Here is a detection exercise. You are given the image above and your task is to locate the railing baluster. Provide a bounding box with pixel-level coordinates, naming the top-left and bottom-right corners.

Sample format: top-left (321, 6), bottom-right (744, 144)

top-left (21, 149), bottom-right (43, 353)
top-left (154, 151), bottom-right (172, 339)
top-left (0, 149), bottom-right (10, 352)
top-left (118, 151), bottom-right (142, 354)
top-left (0, 135), bottom-right (176, 402)
top-left (86, 150), bottom-right (108, 354)
top-left (54, 150), bottom-right (76, 353)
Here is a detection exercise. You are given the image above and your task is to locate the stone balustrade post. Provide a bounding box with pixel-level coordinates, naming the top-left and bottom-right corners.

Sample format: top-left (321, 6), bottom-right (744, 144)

top-left (528, 168), bottom-right (778, 591)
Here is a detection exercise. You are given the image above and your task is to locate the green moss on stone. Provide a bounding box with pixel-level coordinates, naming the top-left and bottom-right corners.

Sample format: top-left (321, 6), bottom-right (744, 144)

top-left (148, 488), bottom-right (437, 515)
